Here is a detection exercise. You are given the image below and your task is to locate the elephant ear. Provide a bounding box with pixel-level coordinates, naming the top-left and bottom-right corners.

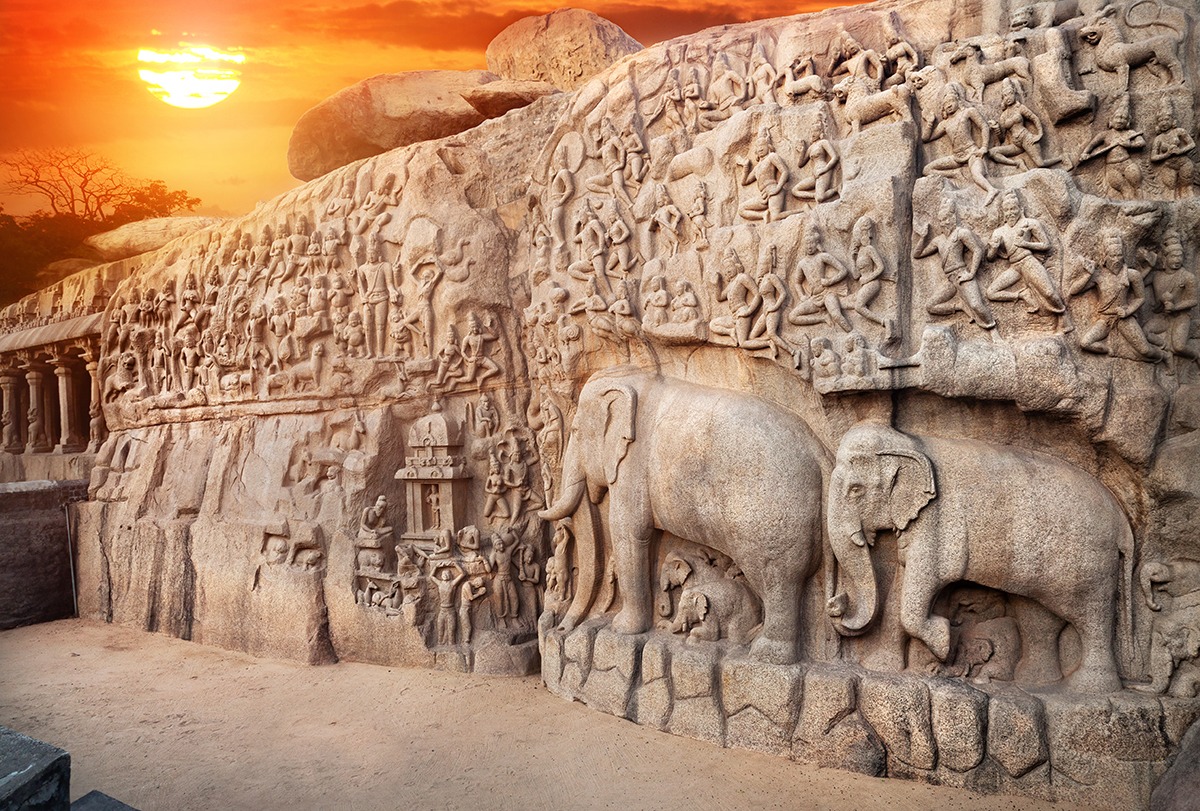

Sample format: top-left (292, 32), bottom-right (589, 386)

top-left (599, 384), bottom-right (637, 486)
top-left (688, 591), bottom-right (710, 622)
top-left (877, 449), bottom-right (936, 531)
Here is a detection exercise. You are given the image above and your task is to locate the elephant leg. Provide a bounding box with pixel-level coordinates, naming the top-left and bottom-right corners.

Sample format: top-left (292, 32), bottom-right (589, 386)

top-left (748, 554), bottom-right (803, 664)
top-left (1009, 595), bottom-right (1066, 684)
top-left (1063, 600), bottom-right (1121, 693)
top-left (609, 497), bottom-right (656, 635)
top-left (899, 566), bottom-right (951, 661)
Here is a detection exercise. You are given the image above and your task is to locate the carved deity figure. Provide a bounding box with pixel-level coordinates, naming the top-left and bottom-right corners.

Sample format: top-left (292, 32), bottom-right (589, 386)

top-left (432, 564), bottom-right (465, 646)
top-left (356, 244), bottom-right (400, 357)
top-left (649, 185), bottom-right (683, 258)
top-left (990, 78), bottom-right (1062, 170)
top-left (641, 275), bottom-right (671, 329)
top-left (1148, 232), bottom-right (1198, 359)
top-left (923, 83), bottom-right (1000, 203)
top-left (737, 126), bottom-right (790, 222)
top-left (1150, 106), bottom-right (1196, 198)
top-left (1079, 105), bottom-right (1146, 199)
top-left (792, 112), bottom-right (841, 203)
top-left (1077, 231), bottom-right (1167, 361)
top-left (913, 196), bottom-right (996, 330)
top-left (585, 119), bottom-right (634, 207)
top-left (985, 191), bottom-right (1067, 318)
top-left (788, 225), bottom-right (854, 332)
top-left (491, 530), bottom-right (520, 626)
top-left (459, 313), bottom-right (500, 387)
top-left (848, 216), bottom-right (898, 341)
top-left (710, 248), bottom-right (761, 346)
top-left (688, 182), bottom-right (711, 250)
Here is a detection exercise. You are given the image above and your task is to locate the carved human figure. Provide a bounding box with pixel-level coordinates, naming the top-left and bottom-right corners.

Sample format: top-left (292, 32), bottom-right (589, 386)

top-left (268, 296), bottom-right (296, 368)
top-left (344, 311), bottom-right (368, 358)
top-left (518, 545), bottom-right (542, 621)
top-left (883, 21), bottom-right (921, 89)
top-left (688, 182), bottom-right (711, 250)
top-left (743, 245), bottom-right (789, 358)
top-left (459, 313), bottom-right (500, 386)
top-left (848, 216), bottom-right (897, 341)
top-left (913, 196), bottom-right (997, 330)
top-left (570, 277), bottom-right (619, 345)
top-left (483, 450), bottom-right (510, 522)
top-left (699, 53), bottom-right (747, 128)
top-left (432, 325), bottom-right (464, 389)
top-left (602, 202), bottom-right (635, 277)
top-left (791, 112), bottom-right (841, 203)
top-left (178, 331), bottom-right (202, 392)
top-left (1150, 106), bottom-right (1196, 198)
top-left (649, 184), bottom-right (683, 258)
top-left (475, 393), bottom-right (498, 437)
top-left (1078, 105), bottom-right (1146, 199)
top-left (737, 126), bottom-right (790, 222)
top-left (641, 275), bottom-right (671, 329)
top-left (990, 78), bottom-right (1063, 170)
top-left (671, 281), bottom-right (701, 324)
top-left (985, 190), bottom-right (1067, 318)
top-left (748, 40), bottom-right (778, 103)
top-left (833, 30), bottom-right (884, 89)
top-left (585, 119), bottom-right (634, 207)
top-left (606, 279), bottom-right (641, 340)
top-left (356, 244), bottom-right (400, 357)
top-left (490, 530), bottom-right (520, 625)
top-left (710, 248), bottom-right (761, 346)
top-left (432, 564), bottom-right (465, 646)
top-left (571, 203), bottom-right (612, 296)
top-left (1077, 230), bottom-right (1168, 361)
top-left (788, 225), bottom-right (853, 332)
top-left (1148, 232), bottom-right (1198, 359)
top-left (923, 83), bottom-right (999, 203)
top-left (349, 172), bottom-right (400, 261)
top-left (359, 495), bottom-right (392, 544)
top-left (459, 577), bottom-right (487, 645)
top-left (413, 262), bottom-right (444, 358)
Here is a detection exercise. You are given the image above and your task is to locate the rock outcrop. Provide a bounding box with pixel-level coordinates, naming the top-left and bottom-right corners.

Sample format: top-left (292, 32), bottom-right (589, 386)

top-left (461, 80), bottom-right (561, 119)
top-left (485, 9), bottom-right (642, 90)
top-left (287, 70), bottom-right (500, 180)
top-left (84, 217), bottom-right (223, 261)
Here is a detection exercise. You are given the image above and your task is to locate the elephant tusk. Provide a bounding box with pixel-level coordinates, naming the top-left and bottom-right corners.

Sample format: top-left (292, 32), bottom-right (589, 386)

top-left (851, 530), bottom-right (869, 548)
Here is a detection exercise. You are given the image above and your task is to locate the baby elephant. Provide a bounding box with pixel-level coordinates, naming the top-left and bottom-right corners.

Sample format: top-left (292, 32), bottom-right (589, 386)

top-left (671, 578), bottom-right (761, 646)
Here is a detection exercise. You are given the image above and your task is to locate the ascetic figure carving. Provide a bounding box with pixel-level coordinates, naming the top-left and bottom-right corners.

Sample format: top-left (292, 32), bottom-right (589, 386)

top-left (825, 422), bottom-right (1133, 692)
top-left (539, 367), bottom-right (826, 664)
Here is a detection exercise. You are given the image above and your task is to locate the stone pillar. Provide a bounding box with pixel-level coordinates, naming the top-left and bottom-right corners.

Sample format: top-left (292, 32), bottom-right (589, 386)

top-left (25, 368), bottom-right (51, 454)
top-left (0, 371), bottom-right (24, 454)
top-left (84, 357), bottom-right (106, 454)
top-left (53, 359), bottom-right (86, 454)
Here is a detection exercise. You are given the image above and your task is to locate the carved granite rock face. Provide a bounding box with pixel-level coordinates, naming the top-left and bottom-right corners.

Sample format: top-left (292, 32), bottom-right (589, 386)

top-left (485, 9), bottom-right (643, 90)
top-left (84, 217), bottom-right (226, 261)
top-left (59, 0), bottom-right (1200, 807)
top-left (287, 70), bottom-right (500, 181)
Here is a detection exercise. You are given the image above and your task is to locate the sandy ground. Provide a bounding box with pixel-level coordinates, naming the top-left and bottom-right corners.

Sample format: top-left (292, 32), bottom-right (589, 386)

top-left (0, 619), bottom-right (1083, 811)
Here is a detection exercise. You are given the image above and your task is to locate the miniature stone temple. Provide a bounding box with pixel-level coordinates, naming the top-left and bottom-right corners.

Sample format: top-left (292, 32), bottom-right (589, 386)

top-left (1, 0), bottom-right (1197, 807)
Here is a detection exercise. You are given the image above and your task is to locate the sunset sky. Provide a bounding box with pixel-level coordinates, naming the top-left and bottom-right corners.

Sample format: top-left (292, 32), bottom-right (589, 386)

top-left (0, 0), bottom-right (856, 219)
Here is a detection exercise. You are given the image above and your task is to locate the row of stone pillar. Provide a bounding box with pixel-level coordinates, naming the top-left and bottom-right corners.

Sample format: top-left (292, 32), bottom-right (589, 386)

top-left (0, 353), bottom-right (104, 455)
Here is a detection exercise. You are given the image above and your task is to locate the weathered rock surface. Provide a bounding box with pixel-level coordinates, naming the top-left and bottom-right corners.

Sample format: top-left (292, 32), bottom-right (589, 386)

top-left (1153, 719), bottom-right (1200, 811)
top-left (84, 217), bottom-right (222, 261)
top-left (485, 9), bottom-right (642, 90)
top-left (461, 79), bottom-right (562, 119)
top-left (287, 70), bottom-right (499, 180)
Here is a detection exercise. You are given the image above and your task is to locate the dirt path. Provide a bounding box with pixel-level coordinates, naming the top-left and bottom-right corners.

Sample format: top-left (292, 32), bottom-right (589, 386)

top-left (0, 620), bottom-right (1079, 811)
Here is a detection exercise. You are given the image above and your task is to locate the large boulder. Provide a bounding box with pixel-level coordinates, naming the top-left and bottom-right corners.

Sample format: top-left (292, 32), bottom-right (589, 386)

top-left (485, 9), bottom-right (642, 90)
top-left (460, 79), bottom-right (561, 119)
top-left (84, 216), bottom-right (223, 261)
top-left (287, 70), bottom-right (499, 181)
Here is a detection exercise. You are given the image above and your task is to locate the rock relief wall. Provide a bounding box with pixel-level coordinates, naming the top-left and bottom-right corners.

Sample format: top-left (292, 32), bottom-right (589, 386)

top-left (77, 0), bottom-right (1200, 806)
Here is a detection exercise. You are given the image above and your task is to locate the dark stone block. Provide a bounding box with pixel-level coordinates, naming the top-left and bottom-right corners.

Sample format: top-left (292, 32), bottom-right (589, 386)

top-left (0, 725), bottom-right (70, 811)
top-left (71, 791), bottom-right (138, 811)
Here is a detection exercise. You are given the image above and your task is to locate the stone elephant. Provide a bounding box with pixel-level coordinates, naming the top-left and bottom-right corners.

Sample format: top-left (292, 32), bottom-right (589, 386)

top-left (825, 422), bottom-right (1133, 692)
top-left (671, 580), bottom-right (761, 645)
top-left (539, 366), bottom-right (827, 664)
top-left (1135, 558), bottom-right (1200, 697)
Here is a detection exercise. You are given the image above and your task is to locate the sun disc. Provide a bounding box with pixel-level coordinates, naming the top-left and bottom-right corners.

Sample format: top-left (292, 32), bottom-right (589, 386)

top-left (138, 45), bottom-right (245, 109)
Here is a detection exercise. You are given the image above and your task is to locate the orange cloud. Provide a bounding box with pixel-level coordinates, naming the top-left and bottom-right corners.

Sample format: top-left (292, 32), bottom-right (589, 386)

top-left (0, 0), bottom-right (862, 216)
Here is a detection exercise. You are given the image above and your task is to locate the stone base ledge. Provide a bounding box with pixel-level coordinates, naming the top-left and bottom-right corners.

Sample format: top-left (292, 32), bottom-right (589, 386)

top-left (541, 620), bottom-right (1200, 811)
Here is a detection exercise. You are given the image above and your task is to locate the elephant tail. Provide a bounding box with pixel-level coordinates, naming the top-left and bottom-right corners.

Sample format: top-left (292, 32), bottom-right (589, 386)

top-left (1117, 520), bottom-right (1136, 675)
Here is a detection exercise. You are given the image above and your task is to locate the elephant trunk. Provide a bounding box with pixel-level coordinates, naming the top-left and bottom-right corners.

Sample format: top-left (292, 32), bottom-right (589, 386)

top-left (827, 514), bottom-right (879, 636)
top-left (539, 477), bottom-right (585, 521)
